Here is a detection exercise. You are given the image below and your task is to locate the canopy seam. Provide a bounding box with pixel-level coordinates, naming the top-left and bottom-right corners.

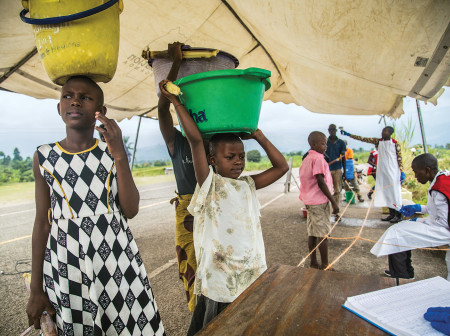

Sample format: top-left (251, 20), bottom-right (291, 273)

top-left (220, 0), bottom-right (282, 77)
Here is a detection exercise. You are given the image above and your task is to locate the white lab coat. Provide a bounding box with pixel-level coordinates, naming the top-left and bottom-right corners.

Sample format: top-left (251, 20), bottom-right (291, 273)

top-left (374, 139), bottom-right (402, 208)
top-left (371, 170), bottom-right (450, 280)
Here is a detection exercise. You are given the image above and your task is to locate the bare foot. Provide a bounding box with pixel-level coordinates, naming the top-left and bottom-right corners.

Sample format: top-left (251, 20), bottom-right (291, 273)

top-left (310, 263), bottom-right (320, 269)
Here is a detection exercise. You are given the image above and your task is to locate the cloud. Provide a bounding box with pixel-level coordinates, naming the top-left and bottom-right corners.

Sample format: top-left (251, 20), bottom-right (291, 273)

top-left (0, 88), bottom-right (449, 159)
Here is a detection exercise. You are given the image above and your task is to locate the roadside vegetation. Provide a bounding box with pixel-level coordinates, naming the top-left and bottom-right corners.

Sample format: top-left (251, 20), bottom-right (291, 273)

top-left (1, 129), bottom-right (449, 205)
top-left (393, 119), bottom-right (450, 203)
top-left (133, 166), bottom-right (167, 177)
top-left (0, 148), bottom-right (33, 184)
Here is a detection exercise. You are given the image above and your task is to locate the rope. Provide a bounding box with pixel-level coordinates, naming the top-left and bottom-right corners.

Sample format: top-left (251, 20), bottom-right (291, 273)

top-left (296, 189), bottom-right (356, 267)
top-left (297, 179), bottom-right (448, 271)
top-left (324, 194), bottom-right (374, 270)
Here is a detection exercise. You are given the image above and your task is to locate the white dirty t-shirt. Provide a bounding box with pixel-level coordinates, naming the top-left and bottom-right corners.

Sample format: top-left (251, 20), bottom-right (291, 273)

top-left (187, 167), bottom-right (267, 303)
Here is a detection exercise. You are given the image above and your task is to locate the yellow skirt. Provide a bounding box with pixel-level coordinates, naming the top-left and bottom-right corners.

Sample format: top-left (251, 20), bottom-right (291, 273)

top-left (172, 193), bottom-right (197, 312)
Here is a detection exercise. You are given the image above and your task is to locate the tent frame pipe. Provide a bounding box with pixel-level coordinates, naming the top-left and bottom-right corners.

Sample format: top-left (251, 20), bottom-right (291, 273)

top-left (415, 99), bottom-right (428, 153)
top-left (0, 48), bottom-right (37, 84)
top-left (284, 157), bottom-right (293, 193)
top-left (129, 106), bottom-right (158, 170)
top-left (130, 116), bottom-right (142, 169)
top-left (221, 0), bottom-right (282, 76)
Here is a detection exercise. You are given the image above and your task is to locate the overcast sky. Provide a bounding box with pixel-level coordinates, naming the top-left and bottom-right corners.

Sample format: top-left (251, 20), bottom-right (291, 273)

top-left (0, 88), bottom-right (449, 159)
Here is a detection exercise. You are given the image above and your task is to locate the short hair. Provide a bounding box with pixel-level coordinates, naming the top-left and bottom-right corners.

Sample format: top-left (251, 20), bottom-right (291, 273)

top-left (308, 131), bottom-right (326, 146)
top-left (64, 75), bottom-right (104, 106)
top-left (384, 126), bottom-right (394, 135)
top-left (412, 153), bottom-right (438, 171)
top-left (209, 133), bottom-right (243, 156)
top-left (328, 124), bottom-right (337, 129)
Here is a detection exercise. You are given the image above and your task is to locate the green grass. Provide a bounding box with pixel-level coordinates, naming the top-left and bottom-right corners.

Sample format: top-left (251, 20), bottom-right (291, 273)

top-left (0, 172), bottom-right (175, 206)
top-left (353, 151), bottom-right (370, 164)
top-left (131, 166), bottom-right (177, 186)
top-left (367, 175), bottom-right (376, 188)
top-left (132, 166), bottom-right (167, 177)
top-left (402, 150), bottom-right (450, 204)
top-left (245, 155), bottom-right (303, 171)
top-left (133, 174), bottom-right (175, 186)
top-left (393, 118), bottom-right (450, 203)
top-left (2, 146), bottom-right (447, 206)
top-left (0, 181), bottom-right (35, 205)
top-left (245, 157), bottom-right (272, 171)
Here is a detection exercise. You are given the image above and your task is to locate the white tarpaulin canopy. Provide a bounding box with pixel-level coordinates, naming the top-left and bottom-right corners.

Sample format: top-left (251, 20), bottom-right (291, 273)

top-left (1, 0), bottom-right (450, 121)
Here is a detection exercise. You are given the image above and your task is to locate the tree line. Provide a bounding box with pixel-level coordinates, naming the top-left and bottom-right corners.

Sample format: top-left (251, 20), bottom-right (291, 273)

top-left (0, 148), bottom-right (33, 183)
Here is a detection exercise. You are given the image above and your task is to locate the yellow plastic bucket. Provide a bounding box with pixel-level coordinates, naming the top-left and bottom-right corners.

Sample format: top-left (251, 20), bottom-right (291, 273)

top-left (21, 0), bottom-right (123, 85)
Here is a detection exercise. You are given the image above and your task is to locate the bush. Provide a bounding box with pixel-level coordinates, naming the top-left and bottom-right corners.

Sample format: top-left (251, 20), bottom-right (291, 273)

top-left (353, 151), bottom-right (370, 163)
top-left (286, 151), bottom-right (303, 157)
top-left (0, 148), bottom-right (34, 184)
top-left (247, 150), bottom-right (261, 162)
top-left (391, 118), bottom-right (447, 204)
top-left (154, 160), bottom-right (168, 167)
top-left (135, 162), bottom-right (153, 168)
top-left (20, 169), bottom-right (34, 182)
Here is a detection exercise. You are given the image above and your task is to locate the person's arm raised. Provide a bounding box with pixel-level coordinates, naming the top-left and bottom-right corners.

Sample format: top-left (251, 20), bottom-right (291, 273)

top-left (245, 129), bottom-right (289, 190)
top-left (159, 80), bottom-right (209, 186)
top-left (95, 112), bottom-right (140, 219)
top-left (26, 152), bottom-right (56, 329)
top-left (157, 42), bottom-right (184, 155)
top-left (342, 130), bottom-right (379, 146)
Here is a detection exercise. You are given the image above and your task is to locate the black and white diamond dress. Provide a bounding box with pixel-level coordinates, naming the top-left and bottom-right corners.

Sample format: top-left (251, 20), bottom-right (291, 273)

top-left (37, 140), bottom-right (165, 336)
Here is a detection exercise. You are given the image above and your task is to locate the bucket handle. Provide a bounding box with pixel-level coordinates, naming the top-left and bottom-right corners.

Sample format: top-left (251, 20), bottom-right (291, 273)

top-left (20, 0), bottom-right (119, 25)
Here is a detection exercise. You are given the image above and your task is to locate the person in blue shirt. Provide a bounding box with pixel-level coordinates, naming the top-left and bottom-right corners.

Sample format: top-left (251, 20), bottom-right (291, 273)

top-left (325, 124), bottom-right (346, 205)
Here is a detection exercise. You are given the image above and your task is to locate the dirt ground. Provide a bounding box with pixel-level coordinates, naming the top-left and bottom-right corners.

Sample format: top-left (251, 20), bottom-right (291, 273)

top-left (0, 176), bottom-right (447, 335)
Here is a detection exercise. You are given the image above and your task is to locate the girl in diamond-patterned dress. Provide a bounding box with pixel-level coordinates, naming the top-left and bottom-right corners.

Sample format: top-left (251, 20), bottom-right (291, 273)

top-left (26, 76), bottom-right (165, 335)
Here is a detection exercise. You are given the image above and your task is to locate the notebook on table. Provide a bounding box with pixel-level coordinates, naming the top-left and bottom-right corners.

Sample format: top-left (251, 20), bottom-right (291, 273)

top-left (343, 276), bottom-right (450, 336)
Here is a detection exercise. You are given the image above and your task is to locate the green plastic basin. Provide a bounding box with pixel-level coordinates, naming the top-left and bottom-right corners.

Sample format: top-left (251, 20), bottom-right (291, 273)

top-left (174, 67), bottom-right (271, 136)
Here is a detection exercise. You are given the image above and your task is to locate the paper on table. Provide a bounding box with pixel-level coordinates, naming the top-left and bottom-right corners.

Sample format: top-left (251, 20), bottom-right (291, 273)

top-left (343, 276), bottom-right (450, 336)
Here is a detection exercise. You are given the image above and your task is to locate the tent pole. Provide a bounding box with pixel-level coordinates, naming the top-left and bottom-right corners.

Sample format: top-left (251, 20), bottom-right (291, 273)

top-left (130, 116), bottom-right (142, 170)
top-left (284, 157), bottom-right (293, 193)
top-left (415, 99), bottom-right (428, 153)
top-left (378, 115), bottom-right (387, 126)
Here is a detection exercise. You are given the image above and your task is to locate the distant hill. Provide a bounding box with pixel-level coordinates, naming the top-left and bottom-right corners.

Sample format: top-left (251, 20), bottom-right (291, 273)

top-left (131, 132), bottom-right (379, 163)
top-left (134, 144), bottom-right (171, 162)
top-left (133, 140), bottom-right (308, 162)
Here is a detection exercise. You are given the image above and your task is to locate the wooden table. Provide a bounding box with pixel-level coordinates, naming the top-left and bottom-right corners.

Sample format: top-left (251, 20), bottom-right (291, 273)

top-left (197, 265), bottom-right (398, 335)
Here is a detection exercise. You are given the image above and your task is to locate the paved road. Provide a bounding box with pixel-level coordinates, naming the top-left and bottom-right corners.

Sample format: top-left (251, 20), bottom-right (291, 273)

top-left (1, 175), bottom-right (447, 335)
top-left (0, 176), bottom-right (291, 335)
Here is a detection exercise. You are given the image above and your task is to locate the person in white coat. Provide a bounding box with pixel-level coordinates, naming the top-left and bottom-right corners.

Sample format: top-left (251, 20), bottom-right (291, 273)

top-left (370, 153), bottom-right (450, 280)
top-left (341, 127), bottom-right (405, 223)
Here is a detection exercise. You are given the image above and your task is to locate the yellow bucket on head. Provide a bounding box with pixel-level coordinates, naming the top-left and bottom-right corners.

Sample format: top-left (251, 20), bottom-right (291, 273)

top-left (21, 0), bottom-right (123, 85)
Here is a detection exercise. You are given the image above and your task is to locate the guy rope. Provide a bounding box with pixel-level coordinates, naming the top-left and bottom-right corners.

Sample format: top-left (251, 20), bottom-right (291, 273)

top-left (297, 180), bottom-right (449, 270)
